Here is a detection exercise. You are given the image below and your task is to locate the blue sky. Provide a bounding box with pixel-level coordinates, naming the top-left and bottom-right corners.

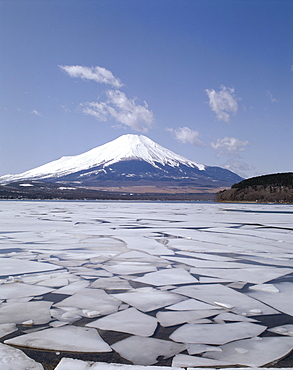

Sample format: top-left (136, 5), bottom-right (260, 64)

top-left (1, 0), bottom-right (292, 178)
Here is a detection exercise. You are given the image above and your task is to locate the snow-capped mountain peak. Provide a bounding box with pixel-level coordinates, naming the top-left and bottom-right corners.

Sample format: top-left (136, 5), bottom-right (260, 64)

top-left (0, 135), bottom-right (205, 183)
top-left (0, 134), bottom-right (243, 188)
top-left (100, 134), bottom-right (205, 169)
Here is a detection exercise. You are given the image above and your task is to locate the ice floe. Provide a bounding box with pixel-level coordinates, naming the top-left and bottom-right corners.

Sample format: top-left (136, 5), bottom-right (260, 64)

top-left (171, 353), bottom-right (233, 367)
top-left (248, 283), bottom-right (280, 293)
top-left (0, 301), bottom-right (52, 324)
top-left (37, 277), bottom-right (69, 287)
top-left (187, 343), bottom-right (223, 355)
top-left (164, 255), bottom-right (249, 269)
top-left (53, 279), bottom-right (90, 294)
top-left (103, 261), bottom-right (157, 275)
top-left (5, 325), bottom-right (112, 352)
top-left (111, 287), bottom-right (185, 312)
top-left (0, 257), bottom-right (61, 276)
top-left (189, 266), bottom-right (292, 284)
top-left (0, 323), bottom-right (18, 338)
top-left (0, 342), bottom-right (44, 370)
top-left (203, 336), bottom-right (293, 367)
top-left (111, 336), bottom-right (187, 365)
top-left (54, 288), bottom-right (121, 315)
top-left (268, 324), bottom-right (293, 336)
top-left (50, 306), bottom-right (82, 323)
top-left (165, 298), bottom-right (218, 311)
top-left (54, 358), bottom-right (182, 370)
top-left (169, 322), bottom-right (266, 345)
top-left (172, 284), bottom-right (279, 316)
top-left (91, 276), bottom-right (132, 290)
top-left (247, 281), bottom-right (293, 316)
top-left (156, 309), bottom-right (219, 327)
top-left (132, 267), bottom-right (198, 286)
top-left (0, 282), bottom-right (53, 299)
top-left (213, 312), bottom-right (258, 323)
top-left (86, 307), bottom-right (157, 336)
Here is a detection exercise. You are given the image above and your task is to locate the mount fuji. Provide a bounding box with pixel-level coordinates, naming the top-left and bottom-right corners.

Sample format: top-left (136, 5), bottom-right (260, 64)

top-left (0, 135), bottom-right (242, 193)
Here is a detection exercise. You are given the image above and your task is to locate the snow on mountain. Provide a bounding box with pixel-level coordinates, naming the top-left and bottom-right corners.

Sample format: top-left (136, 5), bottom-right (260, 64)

top-left (0, 135), bottom-right (205, 184)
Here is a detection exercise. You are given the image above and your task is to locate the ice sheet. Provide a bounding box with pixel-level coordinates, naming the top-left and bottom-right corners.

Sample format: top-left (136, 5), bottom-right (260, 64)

top-left (0, 200), bottom-right (292, 369)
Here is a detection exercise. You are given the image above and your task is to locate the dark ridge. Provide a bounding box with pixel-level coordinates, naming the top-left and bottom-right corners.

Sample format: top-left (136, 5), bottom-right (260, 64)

top-left (232, 172), bottom-right (293, 189)
top-left (217, 172), bottom-right (293, 203)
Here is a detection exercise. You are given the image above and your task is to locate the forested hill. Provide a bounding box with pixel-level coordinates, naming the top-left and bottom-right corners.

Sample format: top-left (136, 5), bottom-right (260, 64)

top-left (216, 172), bottom-right (293, 203)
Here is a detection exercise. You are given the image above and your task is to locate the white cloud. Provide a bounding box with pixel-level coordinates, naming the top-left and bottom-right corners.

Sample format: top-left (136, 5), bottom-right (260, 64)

top-left (82, 102), bottom-right (109, 122)
top-left (211, 137), bottom-right (249, 156)
top-left (266, 91), bottom-right (278, 103)
top-left (223, 160), bottom-right (255, 178)
top-left (205, 86), bottom-right (238, 122)
top-left (59, 65), bottom-right (123, 88)
top-left (31, 109), bottom-right (41, 116)
top-left (82, 90), bottom-right (154, 133)
top-left (168, 127), bottom-right (204, 146)
top-left (211, 136), bottom-right (252, 177)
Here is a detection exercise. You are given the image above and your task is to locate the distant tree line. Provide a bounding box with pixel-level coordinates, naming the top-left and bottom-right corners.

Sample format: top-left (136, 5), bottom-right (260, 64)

top-left (232, 173), bottom-right (293, 189)
top-left (217, 172), bottom-right (293, 203)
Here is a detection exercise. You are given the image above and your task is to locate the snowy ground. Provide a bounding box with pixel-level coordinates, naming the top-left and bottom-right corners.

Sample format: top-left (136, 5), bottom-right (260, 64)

top-left (0, 200), bottom-right (293, 370)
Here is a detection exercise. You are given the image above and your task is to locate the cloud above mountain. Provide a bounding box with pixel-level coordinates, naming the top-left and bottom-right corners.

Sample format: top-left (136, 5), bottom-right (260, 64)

top-left (82, 90), bottom-right (154, 133)
top-left (211, 136), bottom-right (251, 177)
top-left (59, 65), bottom-right (123, 88)
top-left (205, 86), bottom-right (238, 122)
top-left (211, 136), bottom-right (249, 156)
top-left (60, 65), bottom-right (154, 132)
top-left (223, 160), bottom-right (255, 177)
top-left (168, 127), bottom-right (204, 146)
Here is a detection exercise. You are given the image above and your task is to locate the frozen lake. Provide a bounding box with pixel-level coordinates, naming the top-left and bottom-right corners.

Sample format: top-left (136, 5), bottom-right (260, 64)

top-left (0, 200), bottom-right (293, 369)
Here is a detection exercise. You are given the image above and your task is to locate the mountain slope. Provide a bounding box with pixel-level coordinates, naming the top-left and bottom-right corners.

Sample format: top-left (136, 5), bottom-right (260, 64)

top-left (0, 134), bottom-right (242, 188)
top-left (216, 172), bottom-right (293, 203)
